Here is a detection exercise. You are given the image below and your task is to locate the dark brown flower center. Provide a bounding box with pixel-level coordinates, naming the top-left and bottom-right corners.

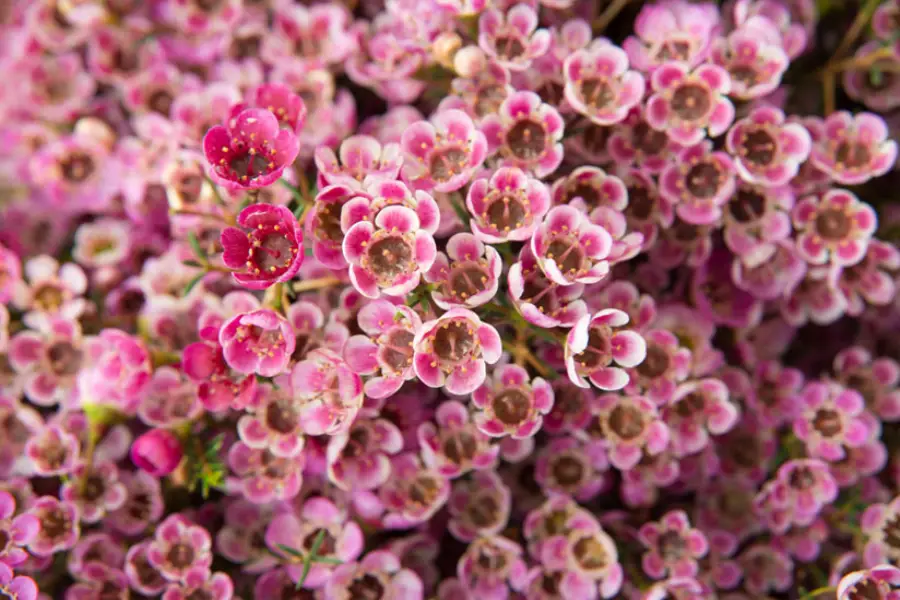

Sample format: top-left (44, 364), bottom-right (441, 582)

top-left (741, 128), bottom-right (777, 166)
top-left (580, 78), bottom-right (614, 109)
top-left (546, 237), bottom-right (585, 277)
top-left (789, 467), bottom-right (816, 490)
top-left (61, 152), bottom-right (95, 183)
top-left (380, 328), bottom-right (414, 373)
top-left (302, 528), bottom-right (336, 556)
top-left (847, 578), bottom-right (889, 600)
top-left (485, 193), bottom-right (527, 232)
top-left (633, 122), bottom-right (668, 156)
top-left (347, 574), bottom-right (385, 600)
top-left (408, 475), bottom-right (440, 507)
top-left (40, 507), bottom-right (71, 539)
top-left (674, 392), bottom-right (705, 418)
top-left (722, 432), bottom-right (760, 469)
top-left (581, 123), bottom-right (611, 154)
top-left (231, 34), bottom-right (262, 59)
top-left (637, 343), bottom-right (670, 378)
top-left (475, 84), bottom-right (507, 117)
top-left (812, 408), bottom-right (842, 437)
top-left (730, 65), bottom-right (759, 87)
top-left (230, 153), bottom-right (271, 179)
top-left (265, 398), bottom-right (299, 434)
top-left (607, 404), bottom-right (645, 440)
top-left (686, 162), bottom-right (723, 199)
top-left (367, 236), bottom-right (413, 281)
top-left (551, 454), bottom-right (585, 487)
top-left (82, 474), bottom-right (106, 502)
top-left (494, 34), bottom-right (525, 60)
top-left (442, 430), bottom-right (478, 465)
top-left (429, 147), bottom-right (468, 183)
top-left (491, 388), bottom-right (531, 425)
top-left (507, 120), bottom-right (547, 161)
top-left (195, 0), bottom-right (224, 10)
top-left (254, 233), bottom-right (295, 273)
top-left (448, 264), bottom-right (490, 300)
top-left (573, 535), bottom-right (609, 571)
top-left (432, 320), bottom-right (476, 363)
top-left (670, 83), bottom-right (711, 121)
top-left (729, 188), bottom-right (766, 223)
top-left (565, 182), bottom-right (600, 208)
top-left (658, 531), bottom-right (687, 562)
top-left (467, 492), bottom-right (501, 528)
top-left (148, 89), bottom-right (174, 116)
top-left (315, 201), bottom-right (344, 243)
top-left (167, 543), bottom-right (195, 568)
top-left (815, 208), bottom-right (851, 240)
top-left (133, 550), bottom-right (165, 588)
top-left (626, 182), bottom-right (655, 221)
top-left (574, 325), bottom-right (613, 371)
top-left (655, 39), bottom-right (691, 62)
top-left (835, 141), bottom-right (872, 168)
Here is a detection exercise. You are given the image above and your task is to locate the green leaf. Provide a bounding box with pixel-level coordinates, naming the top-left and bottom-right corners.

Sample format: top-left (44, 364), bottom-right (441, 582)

top-left (182, 260), bottom-right (203, 268)
top-left (187, 231), bottom-right (207, 260)
top-left (183, 273), bottom-right (205, 297)
top-left (277, 544), bottom-right (305, 558)
top-left (310, 556), bottom-right (343, 565)
top-left (448, 194), bottom-right (470, 225)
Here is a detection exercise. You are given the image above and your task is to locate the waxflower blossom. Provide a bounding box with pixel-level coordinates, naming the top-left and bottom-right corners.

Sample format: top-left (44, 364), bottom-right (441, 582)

top-left (482, 91), bottom-right (565, 178)
top-left (531, 204), bottom-right (613, 286)
top-left (12, 255), bottom-right (87, 320)
top-left (659, 141), bottom-right (736, 226)
top-left (466, 166), bottom-right (551, 244)
top-left (27, 497), bottom-right (80, 556)
top-left (61, 461), bottom-right (127, 523)
top-left (563, 43), bottom-right (645, 126)
top-left (400, 109), bottom-right (488, 192)
top-left (722, 182), bottom-right (795, 267)
top-left (290, 348), bottom-right (363, 436)
top-left (419, 400), bottom-right (499, 478)
top-left (835, 346), bottom-right (900, 422)
top-left (220, 203), bottom-right (304, 290)
top-left (472, 364), bottom-right (553, 439)
top-left (810, 111), bottom-right (898, 185)
top-left (315, 134), bottom-right (402, 189)
top-left (709, 20), bottom-right (790, 99)
top-left (837, 565), bottom-right (900, 600)
top-left (726, 106), bottom-right (812, 187)
top-left (584, 393), bottom-right (670, 470)
top-left (478, 5), bottom-right (550, 72)
top-left (833, 239), bottom-right (900, 315)
top-left (646, 62), bottom-right (734, 146)
top-left (379, 453), bottom-right (450, 529)
top-left (426, 233), bottom-right (502, 309)
top-left (147, 515), bottom-right (213, 583)
top-left (508, 245), bottom-right (588, 328)
top-left (565, 309), bottom-right (647, 391)
top-left (625, 329), bottom-right (691, 404)
top-left (447, 470), bottom-right (511, 542)
top-left (623, 0), bottom-right (720, 72)
top-left (0, 491), bottom-right (39, 567)
top-left (219, 309), bottom-right (295, 377)
top-left (609, 107), bottom-right (684, 174)
top-left (413, 308), bottom-right (502, 395)
top-left (203, 107), bottom-right (300, 191)
top-left (8, 315), bottom-right (84, 407)
top-left (793, 380), bottom-right (872, 461)
top-left (326, 550), bottom-right (423, 600)
top-left (327, 416), bottom-right (402, 492)
top-left (130, 429), bottom-right (184, 478)
top-left (457, 534), bottom-right (527, 599)
top-left (792, 188), bottom-right (878, 267)
top-left (638, 510), bottom-right (708, 580)
top-left (78, 328), bottom-right (151, 414)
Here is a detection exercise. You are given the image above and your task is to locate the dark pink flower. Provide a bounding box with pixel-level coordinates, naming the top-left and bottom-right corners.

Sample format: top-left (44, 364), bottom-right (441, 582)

top-left (646, 62), bottom-right (734, 146)
top-left (609, 107), bottom-right (684, 174)
top-left (426, 233), bottom-right (502, 309)
top-left (793, 188), bottom-right (877, 266)
top-left (623, 0), bottom-right (720, 72)
top-left (418, 400), bottom-right (498, 478)
top-left (737, 543), bottom-right (793, 595)
top-left (625, 329), bottom-right (691, 404)
top-left (448, 470), bottom-right (511, 542)
top-left (472, 364), bottom-right (553, 439)
top-left (290, 348), bottom-right (363, 436)
top-left (227, 442), bottom-right (303, 505)
top-left (810, 111), bottom-right (898, 185)
top-left (0, 563), bottom-right (37, 600)
top-left (182, 340), bottom-right (258, 413)
top-left (659, 141), bottom-right (736, 226)
top-left (315, 134), bottom-right (402, 189)
top-left (793, 380), bottom-right (873, 461)
top-left (837, 565), bottom-right (900, 600)
top-left (481, 91), bottom-right (565, 178)
top-left (709, 20), bottom-right (790, 99)
top-left (110, 472), bottom-right (164, 537)
top-left (326, 550), bottom-right (423, 600)
top-left (663, 378), bottom-right (739, 456)
top-left (843, 42), bottom-right (900, 112)
top-left (243, 82), bottom-right (307, 133)
top-left (466, 166), bottom-right (551, 244)
top-left (400, 109), bottom-right (487, 192)
top-left (220, 203), bottom-right (304, 290)
top-left (77, 329), bottom-right (151, 414)
top-left (218, 309), bottom-right (294, 377)
top-left (8, 315), bottom-right (83, 407)
top-left (723, 182), bottom-right (794, 267)
top-left (457, 534), bottom-right (527, 599)
top-left (638, 510), bottom-right (708, 580)
top-left (326, 417), bottom-right (402, 491)
top-left (584, 393), bottom-right (670, 470)
top-left (508, 245), bottom-right (588, 329)
top-left (563, 42), bottom-right (645, 126)
top-left (835, 346), bottom-right (900, 422)
top-left (531, 205), bottom-right (613, 286)
top-left (147, 515), bottom-right (213, 583)
top-left (202, 108), bottom-right (300, 191)
top-left (535, 437), bottom-right (609, 502)
top-left (832, 239), bottom-right (900, 316)
top-left (564, 309), bottom-right (646, 391)
top-left (478, 5), bottom-right (550, 71)
top-left (27, 497), bottom-right (80, 557)
top-left (131, 428), bottom-right (184, 477)
top-left (726, 106), bottom-right (812, 187)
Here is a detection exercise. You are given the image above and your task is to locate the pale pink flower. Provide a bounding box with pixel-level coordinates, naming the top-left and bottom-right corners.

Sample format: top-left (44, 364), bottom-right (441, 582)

top-left (218, 309), bottom-right (295, 377)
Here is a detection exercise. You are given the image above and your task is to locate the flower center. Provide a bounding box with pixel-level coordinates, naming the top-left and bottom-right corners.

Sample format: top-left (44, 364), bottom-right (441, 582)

top-left (815, 209), bottom-right (851, 240)
top-left (347, 574), bottom-right (385, 600)
top-left (485, 193), bottom-right (528, 232)
top-left (253, 232), bottom-right (295, 274)
top-left (302, 528), bottom-right (336, 556)
top-left (573, 535), bottom-right (609, 571)
top-left (82, 474), bottom-right (106, 502)
top-left (551, 454), bottom-right (586, 487)
top-left (167, 543), bottom-right (195, 568)
top-left (607, 404), bottom-right (645, 440)
top-left (61, 152), bottom-right (95, 183)
top-left (658, 531), bottom-right (687, 562)
top-left (447, 263), bottom-right (490, 300)
top-left (574, 325), bottom-right (613, 372)
top-left (467, 492), bottom-right (500, 528)
top-left (408, 475), bottom-right (440, 507)
top-left (195, 0), bottom-right (224, 10)
top-left (342, 426), bottom-right (370, 459)
top-left (494, 34), bottom-right (526, 60)
top-left (812, 408), bottom-right (842, 437)
top-left (637, 343), bottom-right (670, 378)
top-left (432, 320), bottom-right (476, 364)
top-left (491, 388), bottom-right (531, 425)
top-left (506, 120), bottom-right (547, 161)
top-left (520, 272), bottom-right (558, 315)
top-left (670, 83), bottom-right (712, 122)
top-left (835, 141), bottom-right (872, 169)
top-left (846, 578), bottom-right (890, 600)
top-left (367, 236), bottom-right (414, 281)
top-left (565, 182), bottom-right (600, 208)
top-left (685, 162), bottom-right (723, 199)
top-left (729, 188), bottom-right (766, 223)
top-left (442, 429), bottom-right (479, 465)
top-left (474, 545), bottom-right (508, 573)
top-left (729, 65), bottom-right (759, 87)
top-left (674, 392), bottom-right (705, 417)
top-left (148, 89), bottom-right (174, 116)
top-left (741, 128), bottom-right (777, 166)
top-left (40, 507), bottom-right (71, 540)
top-left (788, 466), bottom-right (816, 490)
top-left (580, 77), bottom-right (614, 109)
top-left (654, 39), bottom-right (691, 62)
top-left (315, 201), bottom-right (344, 244)
top-left (229, 153), bottom-right (272, 179)
top-left (475, 84), bottom-right (507, 117)
top-left (546, 236), bottom-right (586, 278)
top-left (722, 433), bottom-right (760, 468)
top-left (265, 398), bottom-right (299, 434)
top-left (380, 328), bottom-right (414, 373)
top-left (33, 283), bottom-right (66, 313)
top-left (429, 147), bottom-right (468, 183)
top-left (633, 122), bottom-right (668, 156)
top-left (47, 341), bottom-right (82, 376)
top-left (625, 182), bottom-right (655, 221)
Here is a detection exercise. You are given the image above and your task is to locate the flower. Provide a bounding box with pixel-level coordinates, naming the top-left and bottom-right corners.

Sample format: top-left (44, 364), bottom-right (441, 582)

top-left (722, 182), bottom-right (794, 267)
top-left (11, 255), bottom-right (87, 320)
top-left (810, 111), bottom-right (897, 185)
top-left (835, 346), bottom-right (900, 422)
top-left (24, 424), bottom-right (79, 477)
top-left (623, 0), bottom-right (720, 71)
top-left (77, 329), bottom-right (151, 414)
top-left (418, 400), bottom-right (499, 478)
top-left (508, 245), bottom-right (588, 329)
top-left (8, 315), bottom-right (84, 407)
top-left (448, 470), bottom-right (511, 542)
top-left (481, 91), bottom-right (565, 177)
top-left (400, 109), bottom-right (488, 192)
top-left (27, 496), bottom-right (80, 556)
top-left (709, 20), bottom-right (790, 99)
top-left (563, 42), bottom-right (645, 126)
top-left (60, 461), bottom-right (127, 523)
top-left (793, 380), bottom-right (873, 461)
top-left (535, 437), bottom-right (609, 502)
top-left (726, 106), bottom-right (812, 187)
top-left (792, 188), bottom-right (878, 266)
top-left (131, 429), bottom-right (184, 477)
top-left (325, 550), bottom-right (424, 600)
top-left (0, 563), bottom-right (37, 600)
top-left (202, 108), bottom-right (300, 191)
top-left (326, 416), bottom-right (402, 492)
top-left (162, 570), bottom-right (234, 600)
top-left (638, 510), bottom-right (708, 579)
top-left (426, 233), bottom-right (502, 309)
top-left (413, 308), bottom-right (502, 395)
top-left (663, 378), bottom-right (739, 456)
top-left (625, 329), bottom-right (691, 404)
top-left (220, 203), bottom-right (304, 290)
top-left (564, 309), bottom-right (646, 390)
top-left (315, 134), bottom-right (402, 189)
top-left (837, 565), bottom-right (900, 600)
top-left (218, 309), bottom-right (295, 377)
top-left (466, 166), bottom-right (551, 243)
top-left (585, 393), bottom-right (670, 470)
top-left (531, 205), bottom-right (613, 286)
top-left (147, 515), bottom-right (213, 583)
top-left (659, 141), bottom-right (736, 225)
top-left (472, 364), bottom-right (554, 439)
top-left (646, 62), bottom-right (735, 146)
top-left (0, 491), bottom-right (39, 567)
top-left (290, 348), bottom-right (363, 436)
top-left (243, 82), bottom-right (307, 133)
top-left (478, 5), bottom-right (550, 71)
top-left (457, 535), bottom-right (528, 599)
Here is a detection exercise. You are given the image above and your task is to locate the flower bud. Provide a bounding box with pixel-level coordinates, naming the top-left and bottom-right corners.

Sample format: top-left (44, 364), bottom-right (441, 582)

top-left (453, 45), bottom-right (486, 78)
top-left (433, 32), bottom-right (462, 71)
top-left (131, 429), bottom-right (183, 476)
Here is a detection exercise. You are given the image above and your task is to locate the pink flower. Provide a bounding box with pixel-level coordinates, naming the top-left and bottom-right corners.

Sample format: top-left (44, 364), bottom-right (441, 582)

top-left (552, 166), bottom-right (628, 213)
top-left (426, 233), bottom-right (502, 309)
top-left (564, 309), bottom-right (647, 391)
top-left (265, 498), bottom-right (363, 589)
top-left (171, 83), bottom-right (243, 146)
top-left (625, 329), bottom-right (691, 404)
top-left (241, 82), bottom-right (307, 133)
top-left (27, 497), bottom-right (80, 557)
top-left (619, 169), bottom-right (675, 250)
top-left (732, 240), bottom-right (807, 300)
top-left (646, 62), bottom-right (735, 146)
top-left (218, 309), bottom-right (294, 377)
top-left (340, 179), bottom-right (441, 236)
top-left (835, 346), bottom-right (900, 422)
top-left (227, 442), bottom-right (303, 505)
top-left (723, 182), bottom-right (794, 267)
top-left (833, 239), bottom-right (900, 316)
top-left (263, 3), bottom-right (356, 68)
top-left (478, 5), bottom-right (550, 71)
top-left (343, 300), bottom-right (421, 400)
top-left (0, 491), bottom-right (39, 567)
top-left (772, 458), bottom-right (839, 524)
top-left (448, 470), bottom-right (511, 542)
top-left (623, 0), bottom-right (720, 72)
top-left (290, 348), bottom-right (363, 436)
top-left (732, 0), bottom-right (809, 59)
top-left (659, 141), bottom-right (736, 226)
top-left (746, 360), bottom-right (805, 428)
top-left (810, 111), bottom-right (898, 185)
top-left (342, 206), bottom-right (438, 299)
top-left (457, 535), bottom-right (528, 599)
top-left (837, 565), bottom-right (900, 600)
top-left (8, 315), bottom-right (83, 407)
top-left (77, 329), bottom-right (151, 414)
top-left (400, 109), bottom-right (488, 192)
top-left (663, 378), bottom-right (739, 456)
top-left (326, 417), bottom-right (403, 491)
top-left (130, 429), bottom-right (184, 477)
top-left (220, 203), bottom-right (304, 290)
top-left (308, 184), bottom-right (361, 269)
top-left (412, 308), bottom-right (502, 395)
top-left (325, 550), bottom-right (423, 600)
top-left (638, 510), bottom-right (708, 580)
top-left (709, 20), bottom-right (790, 99)
top-left (0, 564), bottom-right (36, 600)
top-left (466, 166), bottom-right (551, 244)
top-left (315, 134), bottom-right (402, 189)
top-left (793, 188), bottom-right (878, 266)
top-left (379, 453), bottom-right (450, 529)
top-left (726, 106), bottom-right (812, 187)
top-left (419, 400), bottom-right (499, 478)
top-left (585, 393), bottom-right (670, 470)
top-left (609, 107), bottom-right (684, 174)
top-left (147, 515), bottom-right (213, 583)
top-left (110, 472), bottom-right (164, 537)
top-left (737, 543), bottom-right (794, 595)
top-left (531, 205), bottom-right (613, 286)
top-left (481, 91), bottom-right (565, 177)
top-left (182, 340), bottom-right (258, 413)
top-left (843, 42), bottom-right (900, 112)
top-left (535, 437), bottom-right (609, 502)
top-left (508, 245), bottom-right (588, 329)
top-left (563, 43), bottom-right (645, 125)
top-left (472, 364), bottom-right (554, 439)
top-left (137, 367), bottom-right (202, 428)
top-left (0, 245), bottom-right (21, 305)
top-left (162, 571), bottom-right (234, 600)
top-left (793, 380), bottom-right (873, 462)
top-left (12, 255), bottom-right (87, 320)
top-left (202, 108), bottom-right (300, 191)
top-left (862, 497), bottom-right (900, 567)
top-left (237, 379), bottom-right (309, 458)
top-left (446, 61), bottom-right (513, 123)
top-left (24, 424), bottom-right (79, 477)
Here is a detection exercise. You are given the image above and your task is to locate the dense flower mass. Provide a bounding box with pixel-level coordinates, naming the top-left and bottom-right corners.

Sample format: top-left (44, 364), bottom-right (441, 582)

top-left (1, 0), bottom-right (900, 599)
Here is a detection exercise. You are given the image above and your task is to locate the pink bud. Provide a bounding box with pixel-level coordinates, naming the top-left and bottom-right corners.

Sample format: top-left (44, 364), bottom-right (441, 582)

top-left (131, 429), bottom-right (183, 476)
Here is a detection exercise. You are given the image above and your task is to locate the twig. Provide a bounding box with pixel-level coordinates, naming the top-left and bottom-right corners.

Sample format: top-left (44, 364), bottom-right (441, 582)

top-left (593, 0), bottom-right (630, 33)
top-left (293, 276), bottom-right (343, 294)
top-left (829, 0), bottom-right (882, 63)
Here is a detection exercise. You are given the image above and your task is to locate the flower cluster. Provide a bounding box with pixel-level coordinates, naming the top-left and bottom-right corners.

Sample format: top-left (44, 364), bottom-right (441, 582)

top-left (1, 0), bottom-right (900, 598)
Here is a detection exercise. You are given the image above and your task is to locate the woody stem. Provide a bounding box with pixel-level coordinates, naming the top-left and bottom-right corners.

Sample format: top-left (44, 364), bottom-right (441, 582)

top-left (293, 276), bottom-right (343, 293)
top-left (593, 0), bottom-right (631, 33)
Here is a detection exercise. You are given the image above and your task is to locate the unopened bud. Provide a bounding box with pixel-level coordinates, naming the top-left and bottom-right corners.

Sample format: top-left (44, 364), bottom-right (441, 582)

top-left (433, 32), bottom-right (463, 71)
top-left (453, 45), bottom-right (486, 78)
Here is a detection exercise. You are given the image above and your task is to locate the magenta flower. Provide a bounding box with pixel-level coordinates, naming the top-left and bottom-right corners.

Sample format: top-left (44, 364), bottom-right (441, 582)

top-left (12, 255), bottom-right (87, 320)
top-left (290, 348), bottom-right (363, 436)
top-left (837, 565), bottom-right (900, 600)
top-left (457, 535), bottom-right (528, 599)
top-left (659, 141), bottom-right (736, 226)
top-left (171, 83), bottom-right (242, 147)
top-left (564, 309), bottom-right (646, 391)
top-left (551, 167), bottom-right (628, 214)
top-left (833, 239), bottom-right (900, 316)
top-left (726, 106), bottom-right (812, 187)
top-left (419, 400), bottom-right (498, 478)
top-left (202, 108), bottom-right (300, 191)
top-left (243, 82), bottom-right (307, 133)
top-left (862, 497), bottom-right (900, 567)
top-left (0, 491), bottom-right (38, 567)
top-left (709, 21), bottom-right (790, 100)
top-left (619, 169), bottom-right (675, 250)
top-left (478, 5), bottom-right (550, 71)
top-left (0, 564), bottom-right (36, 600)
top-left (843, 42), bottom-right (900, 112)
top-left (238, 379), bottom-right (307, 459)
top-left (426, 233), bottom-right (501, 309)
top-left (747, 360), bottom-right (805, 428)
top-left (466, 166), bottom-right (551, 244)
top-left (539, 520), bottom-right (624, 599)
top-left (646, 62), bottom-right (734, 146)
top-left (131, 429), bottom-right (184, 477)
top-left (266, 498), bottom-right (363, 588)
top-left (609, 107), bottom-right (684, 175)
top-left (732, 240), bottom-right (807, 301)
top-left (737, 543), bottom-right (794, 595)
top-left (27, 497), bottom-right (80, 557)
top-left (723, 182), bottom-right (794, 267)
top-left (774, 458), bottom-right (839, 524)
top-left (343, 205), bottom-right (438, 299)
top-left (623, 0), bottom-right (720, 71)
top-left (60, 461), bottom-right (127, 524)
top-left (215, 500), bottom-right (278, 573)
top-left (137, 367), bottom-right (202, 429)
top-left (531, 205), bottom-right (613, 286)
top-left (308, 184), bottom-right (360, 269)
top-left (508, 245), bottom-right (588, 329)
top-left (218, 309), bottom-right (294, 377)
top-left (110, 472), bottom-right (164, 537)
top-left (379, 453), bottom-right (450, 529)
top-left (481, 91), bottom-right (565, 178)
top-left (793, 381), bottom-right (873, 461)
top-left (732, 0), bottom-right (809, 59)
top-left (810, 111), bottom-right (898, 185)
top-left (147, 515), bottom-right (213, 583)
top-left (182, 340), bottom-right (257, 413)
top-left (77, 329), bottom-right (151, 414)
top-left (162, 570), bottom-right (234, 600)
top-left (220, 203), bottom-right (303, 290)
top-left (564, 43), bottom-right (645, 126)
top-left (227, 442), bottom-right (303, 505)
top-left (535, 437), bottom-right (609, 502)
top-left (472, 364), bottom-right (553, 439)
top-left (325, 550), bottom-right (423, 600)
top-left (625, 329), bottom-right (691, 404)
top-left (585, 393), bottom-right (669, 470)
top-left (835, 346), bottom-right (900, 422)
top-left (448, 470), bottom-right (511, 542)
top-left (400, 109), bottom-right (487, 192)
top-left (638, 511), bottom-right (708, 580)
top-left (328, 425), bottom-right (402, 504)
top-left (315, 134), bottom-right (402, 189)
top-left (663, 378), bottom-right (739, 456)
top-left (24, 424), bottom-right (79, 477)
top-left (8, 315), bottom-right (83, 407)
top-left (792, 188), bottom-right (878, 266)
top-left (340, 180), bottom-right (440, 237)
top-left (412, 308), bottom-right (501, 395)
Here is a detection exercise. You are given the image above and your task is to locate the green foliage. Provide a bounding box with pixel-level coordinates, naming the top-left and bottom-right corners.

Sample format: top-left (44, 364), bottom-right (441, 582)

top-left (277, 529), bottom-right (344, 589)
top-left (185, 434), bottom-right (226, 499)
